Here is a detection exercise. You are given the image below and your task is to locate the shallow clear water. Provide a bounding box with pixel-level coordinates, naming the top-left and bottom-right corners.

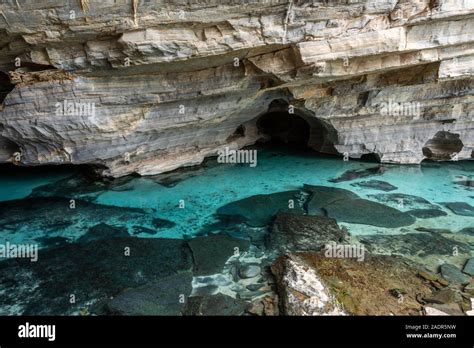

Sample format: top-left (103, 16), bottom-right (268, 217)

top-left (1, 145), bottom-right (473, 315)
top-left (0, 146), bottom-right (473, 241)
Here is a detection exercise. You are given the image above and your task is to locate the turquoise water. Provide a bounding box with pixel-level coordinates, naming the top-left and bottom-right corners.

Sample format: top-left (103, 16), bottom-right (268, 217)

top-left (0, 145), bottom-right (473, 315)
top-left (0, 146), bottom-right (473, 241)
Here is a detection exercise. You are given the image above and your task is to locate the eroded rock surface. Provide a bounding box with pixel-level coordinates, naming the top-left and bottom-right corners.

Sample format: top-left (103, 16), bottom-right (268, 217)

top-left (0, 1), bottom-right (473, 176)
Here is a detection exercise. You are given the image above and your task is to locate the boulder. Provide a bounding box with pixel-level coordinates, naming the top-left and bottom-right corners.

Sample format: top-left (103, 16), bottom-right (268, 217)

top-left (462, 258), bottom-right (474, 277)
top-left (238, 264), bottom-right (261, 279)
top-left (268, 212), bottom-right (348, 253)
top-left (440, 264), bottom-right (471, 285)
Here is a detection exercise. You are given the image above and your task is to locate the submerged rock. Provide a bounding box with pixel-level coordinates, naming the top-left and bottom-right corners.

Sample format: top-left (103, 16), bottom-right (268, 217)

top-left (183, 294), bottom-right (249, 316)
top-left (187, 234), bottom-right (250, 276)
top-left (408, 209), bottom-right (448, 219)
top-left (440, 264), bottom-right (471, 285)
top-left (97, 272), bottom-right (193, 315)
top-left (271, 253), bottom-right (431, 315)
top-left (329, 166), bottom-right (386, 183)
top-left (216, 190), bottom-right (306, 227)
top-left (351, 180), bottom-right (398, 192)
top-left (268, 212), bottom-right (348, 252)
top-left (152, 218), bottom-right (176, 229)
top-left (78, 223), bottom-right (129, 243)
top-left (238, 264), bottom-right (261, 279)
top-left (323, 198), bottom-right (415, 228)
top-left (0, 237), bottom-right (193, 315)
top-left (444, 202), bottom-right (474, 217)
top-left (367, 193), bottom-right (440, 211)
top-left (304, 185), bottom-right (358, 215)
top-left (359, 233), bottom-right (471, 259)
top-left (458, 227), bottom-right (474, 236)
top-left (0, 197), bottom-right (162, 244)
top-left (463, 258), bottom-right (474, 277)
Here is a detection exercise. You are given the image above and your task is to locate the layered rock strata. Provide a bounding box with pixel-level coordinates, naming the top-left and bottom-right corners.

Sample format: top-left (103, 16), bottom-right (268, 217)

top-left (0, 0), bottom-right (473, 176)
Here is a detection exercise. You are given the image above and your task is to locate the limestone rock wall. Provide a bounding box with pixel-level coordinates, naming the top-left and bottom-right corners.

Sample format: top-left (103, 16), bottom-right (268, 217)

top-left (0, 0), bottom-right (473, 176)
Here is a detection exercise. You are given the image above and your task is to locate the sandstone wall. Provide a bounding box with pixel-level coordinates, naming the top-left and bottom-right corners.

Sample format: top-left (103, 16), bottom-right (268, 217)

top-left (0, 0), bottom-right (473, 176)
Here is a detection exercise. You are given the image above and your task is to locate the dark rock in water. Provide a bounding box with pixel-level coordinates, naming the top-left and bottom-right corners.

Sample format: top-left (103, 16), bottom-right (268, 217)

top-left (324, 198), bottom-right (415, 228)
top-left (408, 209), bottom-right (448, 219)
top-left (367, 193), bottom-right (439, 211)
top-left (132, 225), bottom-right (157, 235)
top-left (34, 236), bottom-right (69, 248)
top-left (78, 223), bottom-right (129, 243)
top-left (303, 185), bottom-right (358, 215)
top-left (329, 166), bottom-right (386, 183)
top-left (358, 233), bottom-right (471, 258)
top-left (415, 227), bottom-right (451, 233)
top-left (444, 202), bottom-right (474, 217)
top-left (0, 197), bottom-right (160, 243)
top-left (351, 180), bottom-right (398, 192)
top-left (238, 264), bottom-right (261, 279)
top-left (192, 285), bottom-right (219, 296)
top-left (459, 227), bottom-right (474, 236)
top-left (98, 272), bottom-right (193, 315)
top-left (152, 218), bottom-right (176, 229)
top-left (183, 294), bottom-right (249, 316)
top-left (463, 258), bottom-right (474, 277)
top-left (0, 237), bottom-right (193, 315)
top-left (455, 179), bottom-right (474, 188)
top-left (216, 190), bottom-right (305, 227)
top-left (246, 283), bottom-right (265, 291)
top-left (440, 264), bottom-right (470, 285)
top-left (187, 234), bottom-right (250, 276)
top-left (268, 212), bottom-right (348, 252)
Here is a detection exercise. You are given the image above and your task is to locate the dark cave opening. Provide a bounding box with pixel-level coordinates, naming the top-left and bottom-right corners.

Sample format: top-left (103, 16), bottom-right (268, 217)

top-left (257, 110), bottom-right (311, 148)
top-left (255, 99), bottom-right (338, 154)
top-left (0, 71), bottom-right (14, 104)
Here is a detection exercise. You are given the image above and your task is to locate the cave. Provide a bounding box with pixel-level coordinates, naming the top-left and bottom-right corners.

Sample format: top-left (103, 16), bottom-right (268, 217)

top-left (422, 131), bottom-right (464, 160)
top-left (256, 99), bottom-right (338, 154)
top-left (0, 71), bottom-right (14, 104)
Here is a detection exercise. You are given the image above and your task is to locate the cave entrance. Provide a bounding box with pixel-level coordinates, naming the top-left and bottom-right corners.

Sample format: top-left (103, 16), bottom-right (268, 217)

top-left (422, 131), bottom-right (463, 160)
top-left (0, 71), bottom-right (14, 104)
top-left (255, 99), bottom-right (337, 154)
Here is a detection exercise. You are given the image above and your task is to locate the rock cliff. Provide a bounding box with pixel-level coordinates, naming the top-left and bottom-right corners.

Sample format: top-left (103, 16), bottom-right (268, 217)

top-left (0, 0), bottom-right (473, 176)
